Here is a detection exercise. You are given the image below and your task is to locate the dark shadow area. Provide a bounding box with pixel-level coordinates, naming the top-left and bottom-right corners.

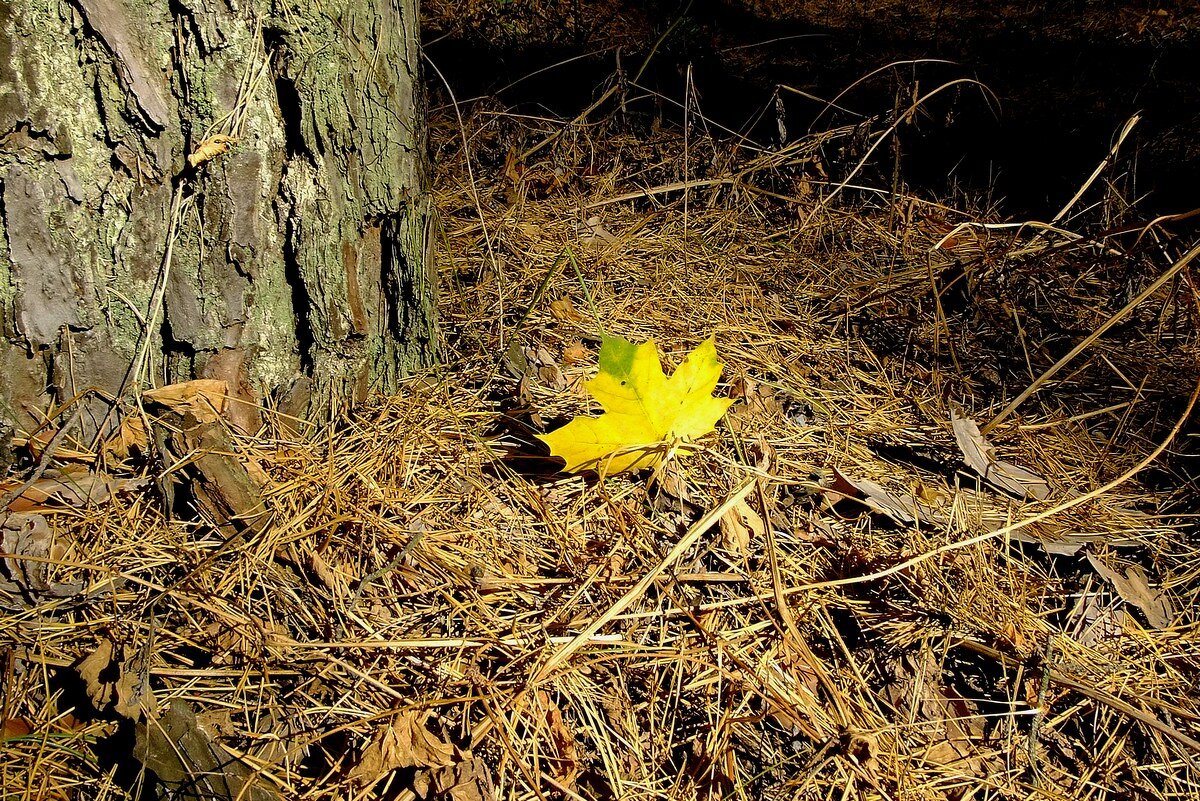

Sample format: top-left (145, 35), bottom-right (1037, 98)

top-left (424, 1), bottom-right (1200, 219)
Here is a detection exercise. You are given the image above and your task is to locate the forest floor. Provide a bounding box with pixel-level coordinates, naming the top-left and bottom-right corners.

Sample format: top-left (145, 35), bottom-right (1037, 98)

top-left (5, 60), bottom-right (1200, 801)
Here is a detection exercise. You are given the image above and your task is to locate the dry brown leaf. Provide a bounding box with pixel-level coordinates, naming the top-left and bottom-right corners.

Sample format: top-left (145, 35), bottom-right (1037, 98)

top-left (77, 639), bottom-right (145, 719)
top-left (951, 408), bottom-right (1051, 500)
top-left (726, 376), bottom-right (786, 434)
top-left (549, 297), bottom-right (583, 322)
top-left (719, 498), bottom-right (765, 556)
top-left (561, 341), bottom-right (588, 365)
top-left (851, 475), bottom-right (919, 524)
top-left (539, 690), bottom-right (581, 788)
top-left (0, 510), bottom-right (120, 607)
top-left (747, 383), bottom-right (786, 418)
top-left (414, 755), bottom-right (496, 801)
top-left (187, 133), bottom-right (237, 167)
top-left (528, 345), bottom-right (567, 390)
top-left (1085, 553), bottom-right (1174, 629)
top-left (651, 458), bottom-right (693, 510)
top-left (763, 631), bottom-right (823, 738)
top-left (1, 466), bottom-right (146, 512)
top-left (749, 434), bottom-right (776, 474)
top-left (103, 415), bottom-right (148, 461)
top-left (503, 147), bottom-right (524, 185)
top-left (351, 710), bottom-right (457, 785)
top-left (2, 717), bottom-right (32, 739)
top-left (537, 364), bottom-right (566, 390)
top-left (143, 379), bottom-right (229, 424)
top-left (824, 467), bottom-right (931, 525)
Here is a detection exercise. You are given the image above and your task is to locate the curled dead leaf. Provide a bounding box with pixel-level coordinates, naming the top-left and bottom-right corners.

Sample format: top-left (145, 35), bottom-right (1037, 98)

top-left (561, 341), bottom-right (588, 366)
top-left (187, 134), bottom-right (237, 167)
top-left (549, 297), bottom-right (583, 322)
top-left (951, 408), bottom-right (1051, 500)
top-left (77, 638), bottom-right (146, 719)
top-left (1085, 553), bottom-right (1174, 629)
top-left (719, 498), bottom-right (765, 557)
top-left (539, 690), bottom-right (581, 788)
top-left (103, 415), bottom-right (149, 461)
top-left (350, 710), bottom-right (457, 786)
top-left (143, 379), bottom-right (229, 425)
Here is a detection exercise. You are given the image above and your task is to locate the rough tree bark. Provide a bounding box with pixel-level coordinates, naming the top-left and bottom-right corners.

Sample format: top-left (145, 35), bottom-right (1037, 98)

top-left (0, 0), bottom-right (435, 452)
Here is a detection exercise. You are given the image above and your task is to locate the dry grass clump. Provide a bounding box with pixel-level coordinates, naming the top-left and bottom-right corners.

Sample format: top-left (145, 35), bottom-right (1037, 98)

top-left (4, 75), bottom-right (1200, 801)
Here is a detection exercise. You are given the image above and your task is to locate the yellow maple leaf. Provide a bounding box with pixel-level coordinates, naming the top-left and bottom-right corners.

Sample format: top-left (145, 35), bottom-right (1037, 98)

top-left (537, 336), bottom-right (734, 475)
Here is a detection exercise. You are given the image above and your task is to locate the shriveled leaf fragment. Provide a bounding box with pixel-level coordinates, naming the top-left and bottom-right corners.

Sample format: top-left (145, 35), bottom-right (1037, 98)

top-left (1085, 553), bottom-right (1174, 629)
top-left (822, 467), bottom-right (934, 525)
top-left (538, 336), bottom-right (733, 475)
top-left (1007, 503), bottom-right (1145, 555)
top-left (951, 408), bottom-right (1051, 500)
top-left (187, 134), bottom-right (237, 167)
top-left (765, 630), bottom-right (823, 738)
top-left (719, 498), bottom-right (766, 556)
top-left (143, 379), bottom-right (230, 424)
top-left (78, 639), bottom-right (147, 719)
top-left (351, 710), bottom-right (457, 784)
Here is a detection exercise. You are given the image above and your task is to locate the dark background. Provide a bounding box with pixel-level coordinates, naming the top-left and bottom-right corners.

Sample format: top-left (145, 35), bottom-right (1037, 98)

top-left (424, 0), bottom-right (1200, 219)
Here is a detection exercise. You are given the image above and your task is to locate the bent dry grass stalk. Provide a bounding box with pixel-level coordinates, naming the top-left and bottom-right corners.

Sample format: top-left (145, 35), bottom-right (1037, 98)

top-left (5, 62), bottom-right (1200, 801)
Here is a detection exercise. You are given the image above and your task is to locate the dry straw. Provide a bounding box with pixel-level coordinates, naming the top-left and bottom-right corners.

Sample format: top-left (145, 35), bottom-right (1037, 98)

top-left (4, 66), bottom-right (1199, 801)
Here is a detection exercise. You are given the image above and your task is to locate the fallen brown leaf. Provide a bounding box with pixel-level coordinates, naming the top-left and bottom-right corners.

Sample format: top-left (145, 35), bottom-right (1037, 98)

top-left (143, 379), bottom-right (229, 425)
top-left (1085, 553), bottom-right (1174, 629)
top-left (719, 497), bottom-right (765, 556)
top-left (351, 710), bottom-right (457, 786)
top-left (549, 297), bottom-right (583, 322)
top-left (951, 408), bottom-right (1051, 500)
top-left (77, 638), bottom-right (146, 719)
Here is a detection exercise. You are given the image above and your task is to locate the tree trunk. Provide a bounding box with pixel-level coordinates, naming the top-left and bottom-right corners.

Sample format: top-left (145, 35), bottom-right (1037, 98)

top-left (0, 0), bottom-right (434, 448)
